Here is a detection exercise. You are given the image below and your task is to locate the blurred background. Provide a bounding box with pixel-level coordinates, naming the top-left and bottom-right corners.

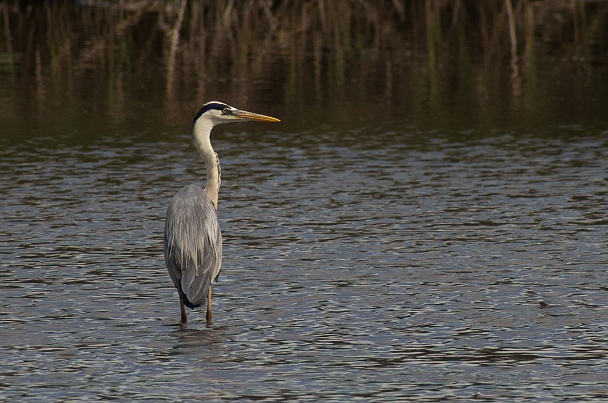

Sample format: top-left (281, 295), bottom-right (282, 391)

top-left (1, 1), bottom-right (608, 401)
top-left (1, 0), bottom-right (607, 140)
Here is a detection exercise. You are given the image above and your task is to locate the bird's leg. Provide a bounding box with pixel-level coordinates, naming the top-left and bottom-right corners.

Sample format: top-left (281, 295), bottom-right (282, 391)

top-left (180, 298), bottom-right (187, 324)
top-left (206, 286), bottom-right (212, 325)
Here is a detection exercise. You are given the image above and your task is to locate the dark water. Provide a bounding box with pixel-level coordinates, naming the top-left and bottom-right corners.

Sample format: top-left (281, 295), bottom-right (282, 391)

top-left (3, 126), bottom-right (608, 401)
top-left (2, 2), bottom-right (608, 401)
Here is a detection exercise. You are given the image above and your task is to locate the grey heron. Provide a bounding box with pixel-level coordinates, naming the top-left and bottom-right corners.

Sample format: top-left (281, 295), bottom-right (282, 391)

top-left (164, 101), bottom-right (280, 324)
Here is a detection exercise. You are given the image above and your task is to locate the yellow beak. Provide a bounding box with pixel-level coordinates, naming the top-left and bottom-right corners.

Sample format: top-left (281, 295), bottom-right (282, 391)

top-left (234, 110), bottom-right (281, 123)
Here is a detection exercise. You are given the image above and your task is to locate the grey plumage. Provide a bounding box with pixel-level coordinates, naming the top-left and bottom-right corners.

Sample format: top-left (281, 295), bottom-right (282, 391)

top-left (164, 184), bottom-right (222, 309)
top-left (163, 101), bottom-right (279, 324)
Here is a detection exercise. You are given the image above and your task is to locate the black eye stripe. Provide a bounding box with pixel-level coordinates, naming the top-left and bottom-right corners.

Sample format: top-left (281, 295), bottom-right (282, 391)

top-left (193, 102), bottom-right (231, 124)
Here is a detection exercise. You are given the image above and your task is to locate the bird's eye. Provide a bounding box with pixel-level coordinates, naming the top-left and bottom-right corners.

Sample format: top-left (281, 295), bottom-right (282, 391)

top-left (222, 108), bottom-right (230, 115)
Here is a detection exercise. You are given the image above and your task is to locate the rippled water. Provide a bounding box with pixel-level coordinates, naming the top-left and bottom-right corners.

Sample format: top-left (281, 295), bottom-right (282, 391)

top-left (2, 124), bottom-right (607, 401)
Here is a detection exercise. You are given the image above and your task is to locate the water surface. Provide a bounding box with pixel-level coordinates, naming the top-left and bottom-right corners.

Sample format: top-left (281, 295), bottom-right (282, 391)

top-left (1, 2), bottom-right (608, 401)
top-left (3, 125), bottom-right (608, 400)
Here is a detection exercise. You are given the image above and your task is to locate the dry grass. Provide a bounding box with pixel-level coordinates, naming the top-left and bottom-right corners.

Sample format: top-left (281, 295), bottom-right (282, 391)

top-left (0, 0), bottom-right (606, 127)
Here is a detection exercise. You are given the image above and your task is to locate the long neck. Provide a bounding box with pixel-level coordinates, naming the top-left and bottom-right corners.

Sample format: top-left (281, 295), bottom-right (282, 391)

top-left (193, 120), bottom-right (221, 208)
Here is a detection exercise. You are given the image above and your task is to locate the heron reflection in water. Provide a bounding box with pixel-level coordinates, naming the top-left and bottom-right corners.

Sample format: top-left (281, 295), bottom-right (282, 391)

top-left (163, 101), bottom-right (280, 324)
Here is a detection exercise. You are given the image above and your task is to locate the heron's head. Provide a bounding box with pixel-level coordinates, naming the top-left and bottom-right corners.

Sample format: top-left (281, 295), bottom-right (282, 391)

top-left (193, 101), bottom-right (280, 128)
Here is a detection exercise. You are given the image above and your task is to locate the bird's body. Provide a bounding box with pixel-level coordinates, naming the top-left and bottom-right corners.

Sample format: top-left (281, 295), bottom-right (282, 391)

top-left (163, 101), bottom-right (279, 324)
top-left (164, 184), bottom-right (222, 309)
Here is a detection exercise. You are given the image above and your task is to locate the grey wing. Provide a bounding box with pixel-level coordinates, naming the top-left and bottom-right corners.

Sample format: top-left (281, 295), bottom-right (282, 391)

top-left (163, 185), bottom-right (222, 309)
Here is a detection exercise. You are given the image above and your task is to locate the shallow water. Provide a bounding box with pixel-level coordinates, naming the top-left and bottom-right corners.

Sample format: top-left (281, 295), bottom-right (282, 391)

top-left (2, 125), bottom-right (608, 401)
top-left (2, 2), bottom-right (608, 401)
